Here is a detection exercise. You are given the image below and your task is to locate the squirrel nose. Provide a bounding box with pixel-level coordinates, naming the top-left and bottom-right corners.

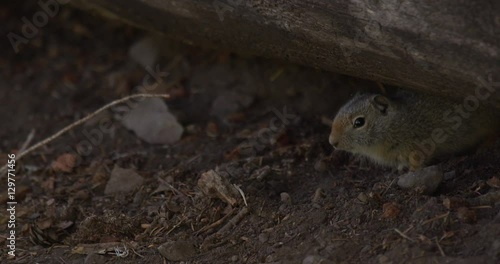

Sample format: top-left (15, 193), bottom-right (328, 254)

top-left (329, 135), bottom-right (339, 148)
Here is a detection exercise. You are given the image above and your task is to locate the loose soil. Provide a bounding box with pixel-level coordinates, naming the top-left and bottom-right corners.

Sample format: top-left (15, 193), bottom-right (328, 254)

top-left (1, 1), bottom-right (499, 263)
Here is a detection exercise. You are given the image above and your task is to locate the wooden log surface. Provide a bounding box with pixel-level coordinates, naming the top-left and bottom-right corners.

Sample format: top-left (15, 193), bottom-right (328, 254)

top-left (72, 0), bottom-right (500, 107)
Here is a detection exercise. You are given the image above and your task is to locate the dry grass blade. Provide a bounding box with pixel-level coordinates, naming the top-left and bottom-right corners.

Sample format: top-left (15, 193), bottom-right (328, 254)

top-left (422, 212), bottom-right (450, 225)
top-left (394, 228), bottom-right (415, 242)
top-left (435, 237), bottom-right (446, 257)
top-left (233, 184), bottom-right (248, 207)
top-left (18, 129), bottom-right (36, 154)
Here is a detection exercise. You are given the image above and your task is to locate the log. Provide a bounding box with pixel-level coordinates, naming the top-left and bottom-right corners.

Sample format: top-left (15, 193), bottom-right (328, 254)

top-left (72, 0), bottom-right (500, 107)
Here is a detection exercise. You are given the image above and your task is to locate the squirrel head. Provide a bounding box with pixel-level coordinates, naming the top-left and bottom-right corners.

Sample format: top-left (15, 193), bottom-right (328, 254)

top-left (329, 94), bottom-right (393, 153)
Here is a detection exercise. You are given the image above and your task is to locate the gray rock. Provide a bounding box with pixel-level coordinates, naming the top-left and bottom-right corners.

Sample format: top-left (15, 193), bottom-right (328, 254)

top-left (128, 36), bottom-right (160, 69)
top-left (280, 192), bottom-right (292, 204)
top-left (121, 98), bottom-right (183, 144)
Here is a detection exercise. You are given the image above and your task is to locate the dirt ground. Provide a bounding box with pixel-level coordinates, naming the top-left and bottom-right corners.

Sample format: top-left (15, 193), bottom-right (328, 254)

top-left (1, 1), bottom-right (500, 264)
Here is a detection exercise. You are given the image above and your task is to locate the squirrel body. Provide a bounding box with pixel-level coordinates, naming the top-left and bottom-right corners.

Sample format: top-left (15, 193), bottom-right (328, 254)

top-left (329, 91), bottom-right (499, 170)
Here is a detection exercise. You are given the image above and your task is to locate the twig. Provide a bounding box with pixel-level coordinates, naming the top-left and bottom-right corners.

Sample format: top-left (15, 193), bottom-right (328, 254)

top-left (129, 245), bottom-right (144, 258)
top-left (156, 177), bottom-right (183, 196)
top-left (165, 216), bottom-right (187, 235)
top-left (435, 237), bottom-right (446, 257)
top-left (0, 94), bottom-right (169, 174)
top-left (382, 178), bottom-right (396, 195)
top-left (18, 129), bottom-right (36, 154)
top-left (422, 212), bottom-right (449, 225)
top-left (394, 228), bottom-right (415, 242)
top-left (217, 207), bottom-right (249, 235)
top-left (198, 208), bottom-right (250, 251)
top-left (194, 208), bottom-right (235, 235)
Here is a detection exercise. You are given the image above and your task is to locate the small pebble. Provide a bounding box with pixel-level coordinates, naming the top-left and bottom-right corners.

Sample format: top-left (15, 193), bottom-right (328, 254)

top-left (357, 192), bottom-right (369, 204)
top-left (311, 188), bottom-right (324, 203)
top-left (280, 192), bottom-right (292, 204)
top-left (206, 122), bottom-right (219, 138)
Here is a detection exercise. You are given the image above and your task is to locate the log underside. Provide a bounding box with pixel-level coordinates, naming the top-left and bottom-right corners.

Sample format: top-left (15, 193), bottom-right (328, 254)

top-left (72, 0), bottom-right (500, 108)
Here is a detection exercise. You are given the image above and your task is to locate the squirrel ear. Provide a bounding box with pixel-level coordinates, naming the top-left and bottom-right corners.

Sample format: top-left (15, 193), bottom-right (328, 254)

top-left (370, 95), bottom-right (390, 114)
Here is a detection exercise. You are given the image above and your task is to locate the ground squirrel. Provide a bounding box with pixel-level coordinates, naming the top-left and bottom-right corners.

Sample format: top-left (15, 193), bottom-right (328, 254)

top-left (329, 91), bottom-right (499, 171)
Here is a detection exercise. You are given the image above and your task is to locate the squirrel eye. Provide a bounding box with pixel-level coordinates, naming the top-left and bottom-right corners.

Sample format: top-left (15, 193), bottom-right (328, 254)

top-left (353, 117), bottom-right (365, 128)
